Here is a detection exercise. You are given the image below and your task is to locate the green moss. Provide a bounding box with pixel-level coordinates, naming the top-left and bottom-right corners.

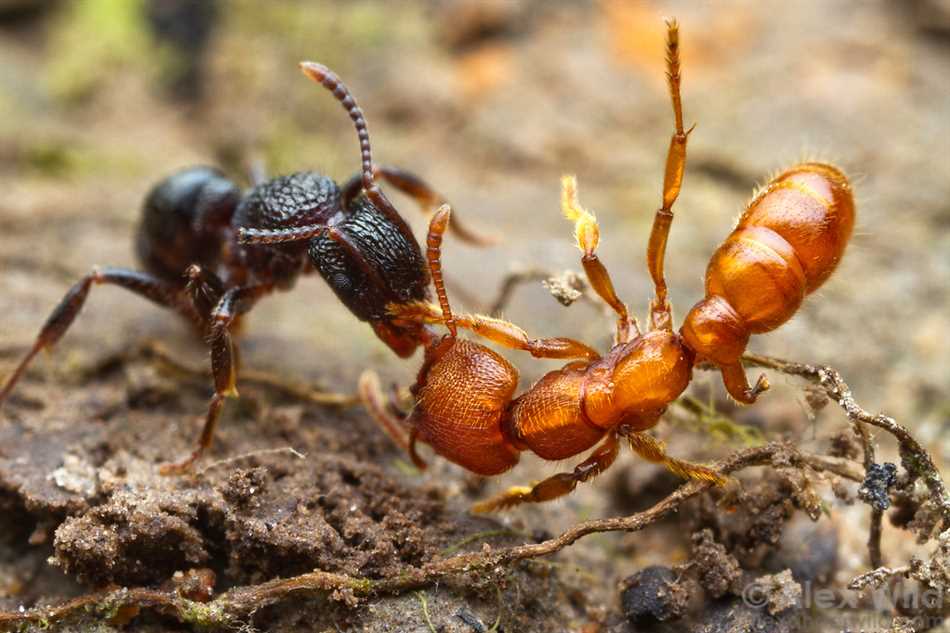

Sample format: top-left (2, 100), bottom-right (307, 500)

top-left (45, 0), bottom-right (150, 104)
top-left (176, 599), bottom-right (231, 629)
top-left (674, 395), bottom-right (765, 446)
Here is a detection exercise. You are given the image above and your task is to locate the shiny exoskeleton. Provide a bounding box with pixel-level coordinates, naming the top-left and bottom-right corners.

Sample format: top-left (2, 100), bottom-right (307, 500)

top-left (362, 20), bottom-right (855, 512)
top-left (0, 62), bottom-right (484, 473)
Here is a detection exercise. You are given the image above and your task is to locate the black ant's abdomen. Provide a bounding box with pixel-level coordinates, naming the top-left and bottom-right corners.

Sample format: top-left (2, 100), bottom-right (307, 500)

top-left (310, 194), bottom-right (430, 357)
top-left (136, 166), bottom-right (240, 284)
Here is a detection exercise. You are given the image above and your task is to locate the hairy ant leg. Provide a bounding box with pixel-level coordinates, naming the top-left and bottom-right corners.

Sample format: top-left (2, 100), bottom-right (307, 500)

top-left (390, 302), bottom-right (601, 362)
top-left (0, 267), bottom-right (197, 406)
top-left (160, 283), bottom-right (270, 474)
top-left (561, 174), bottom-right (636, 342)
top-left (646, 19), bottom-right (693, 332)
top-left (625, 430), bottom-right (727, 486)
top-left (472, 432), bottom-right (621, 513)
top-left (358, 370), bottom-right (428, 469)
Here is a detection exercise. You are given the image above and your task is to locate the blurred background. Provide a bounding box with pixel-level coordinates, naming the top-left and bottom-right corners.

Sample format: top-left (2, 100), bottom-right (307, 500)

top-left (0, 0), bottom-right (948, 625)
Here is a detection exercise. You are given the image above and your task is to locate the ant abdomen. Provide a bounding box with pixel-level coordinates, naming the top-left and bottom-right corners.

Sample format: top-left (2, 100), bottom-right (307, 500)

top-left (413, 338), bottom-right (521, 475)
top-left (505, 362), bottom-right (605, 461)
top-left (681, 162), bottom-right (854, 403)
top-left (137, 166), bottom-right (240, 283)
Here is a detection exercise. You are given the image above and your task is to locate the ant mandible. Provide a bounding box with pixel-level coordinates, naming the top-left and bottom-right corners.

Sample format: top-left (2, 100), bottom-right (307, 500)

top-left (0, 62), bottom-right (489, 474)
top-left (361, 19), bottom-right (855, 512)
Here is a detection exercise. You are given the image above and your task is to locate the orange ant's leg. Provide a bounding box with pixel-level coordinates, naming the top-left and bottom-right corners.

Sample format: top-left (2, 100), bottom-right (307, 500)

top-left (0, 267), bottom-right (194, 408)
top-left (397, 204), bottom-right (602, 361)
top-left (626, 431), bottom-right (727, 485)
top-left (472, 432), bottom-right (621, 513)
top-left (720, 362), bottom-right (770, 405)
top-left (561, 175), bottom-right (635, 343)
top-left (358, 369), bottom-right (428, 470)
top-left (646, 19), bottom-right (693, 332)
top-left (389, 301), bottom-right (600, 362)
top-left (160, 284), bottom-right (269, 475)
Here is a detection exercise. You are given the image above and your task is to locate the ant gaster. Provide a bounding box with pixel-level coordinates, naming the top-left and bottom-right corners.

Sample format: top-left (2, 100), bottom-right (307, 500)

top-left (362, 20), bottom-right (855, 512)
top-left (0, 62), bottom-right (488, 473)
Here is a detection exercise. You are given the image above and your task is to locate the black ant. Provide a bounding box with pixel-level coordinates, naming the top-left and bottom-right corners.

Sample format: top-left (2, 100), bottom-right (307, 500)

top-left (0, 62), bottom-right (486, 474)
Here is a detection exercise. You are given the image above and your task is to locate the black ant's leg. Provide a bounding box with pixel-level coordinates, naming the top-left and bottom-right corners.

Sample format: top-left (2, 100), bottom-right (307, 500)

top-left (0, 267), bottom-right (195, 407)
top-left (159, 283), bottom-right (271, 474)
top-left (183, 264), bottom-right (226, 325)
top-left (341, 167), bottom-right (496, 246)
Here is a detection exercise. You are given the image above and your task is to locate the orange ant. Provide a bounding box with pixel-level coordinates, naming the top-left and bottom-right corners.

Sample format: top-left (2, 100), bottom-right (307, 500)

top-left (361, 19), bottom-right (855, 512)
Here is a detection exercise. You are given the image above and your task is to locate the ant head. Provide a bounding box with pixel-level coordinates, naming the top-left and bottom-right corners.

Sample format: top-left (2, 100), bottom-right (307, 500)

top-left (308, 194), bottom-right (431, 357)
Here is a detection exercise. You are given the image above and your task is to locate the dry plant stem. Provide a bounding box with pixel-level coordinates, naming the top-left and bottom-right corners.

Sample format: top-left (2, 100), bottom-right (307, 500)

top-left (0, 442), bottom-right (848, 630)
top-left (0, 357), bottom-right (936, 630)
top-left (487, 267), bottom-right (611, 317)
top-left (136, 341), bottom-right (359, 406)
top-left (742, 353), bottom-right (950, 567)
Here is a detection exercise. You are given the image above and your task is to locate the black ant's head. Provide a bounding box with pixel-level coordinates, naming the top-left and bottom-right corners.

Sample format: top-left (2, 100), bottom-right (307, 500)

top-left (308, 193), bottom-right (431, 357)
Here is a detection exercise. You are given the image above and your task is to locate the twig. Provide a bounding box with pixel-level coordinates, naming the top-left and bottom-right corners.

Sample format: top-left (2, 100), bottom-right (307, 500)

top-left (486, 266), bottom-right (610, 317)
top-left (416, 591), bottom-right (437, 633)
top-left (197, 446), bottom-right (306, 475)
top-left (0, 442), bottom-right (843, 630)
top-left (741, 353), bottom-right (950, 567)
top-left (1, 357), bottom-right (944, 630)
top-left (848, 565), bottom-right (911, 592)
top-left (137, 341), bottom-right (359, 406)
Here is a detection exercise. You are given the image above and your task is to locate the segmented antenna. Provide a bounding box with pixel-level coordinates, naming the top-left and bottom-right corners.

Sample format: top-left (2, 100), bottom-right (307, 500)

top-left (299, 61), bottom-right (414, 241)
top-left (426, 205), bottom-right (456, 337)
top-left (237, 224), bottom-right (325, 245)
top-left (664, 19), bottom-right (684, 135)
top-left (299, 62), bottom-right (374, 194)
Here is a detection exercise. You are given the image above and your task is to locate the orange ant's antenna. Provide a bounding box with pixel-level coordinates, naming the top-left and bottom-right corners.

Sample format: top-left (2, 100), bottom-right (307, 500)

top-left (646, 18), bottom-right (693, 331)
top-left (426, 205), bottom-right (457, 338)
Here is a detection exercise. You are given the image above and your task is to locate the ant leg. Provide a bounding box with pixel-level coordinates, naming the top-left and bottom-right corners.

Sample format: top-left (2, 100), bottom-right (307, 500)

top-left (646, 19), bottom-right (693, 332)
top-left (389, 301), bottom-right (600, 361)
top-left (626, 431), bottom-right (727, 485)
top-left (0, 267), bottom-right (192, 407)
top-left (561, 175), bottom-right (635, 342)
top-left (472, 433), bottom-right (620, 513)
top-left (358, 369), bottom-right (428, 470)
top-left (160, 284), bottom-right (270, 474)
top-left (397, 207), bottom-right (601, 361)
top-left (183, 264), bottom-right (225, 323)
top-left (720, 362), bottom-right (770, 405)
top-left (341, 167), bottom-right (496, 246)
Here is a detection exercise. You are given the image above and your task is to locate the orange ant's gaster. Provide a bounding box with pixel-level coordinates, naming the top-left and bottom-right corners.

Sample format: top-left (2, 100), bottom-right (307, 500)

top-left (361, 19), bottom-right (855, 512)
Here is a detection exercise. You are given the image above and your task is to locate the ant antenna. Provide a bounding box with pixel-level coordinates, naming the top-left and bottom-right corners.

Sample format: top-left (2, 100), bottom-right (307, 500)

top-left (237, 224), bottom-right (325, 245)
top-left (426, 205), bottom-right (457, 337)
top-left (299, 62), bottom-right (412, 234)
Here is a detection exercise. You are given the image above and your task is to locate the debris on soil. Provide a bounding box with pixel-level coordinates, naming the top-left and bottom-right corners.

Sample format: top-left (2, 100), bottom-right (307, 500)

top-left (690, 529), bottom-right (743, 599)
top-left (859, 462), bottom-right (899, 511)
top-left (620, 565), bottom-right (689, 625)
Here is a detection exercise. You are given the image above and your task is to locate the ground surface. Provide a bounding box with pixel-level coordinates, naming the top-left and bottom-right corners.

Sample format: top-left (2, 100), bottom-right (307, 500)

top-left (0, 1), bottom-right (948, 632)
